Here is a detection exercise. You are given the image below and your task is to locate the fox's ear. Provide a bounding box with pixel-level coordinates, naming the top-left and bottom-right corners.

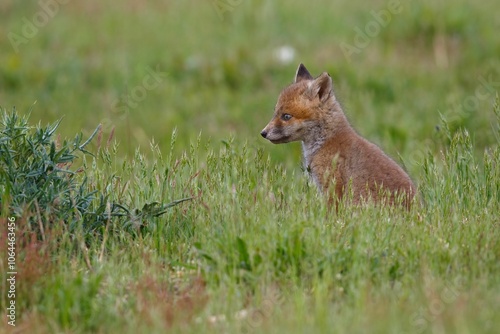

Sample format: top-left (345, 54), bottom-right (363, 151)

top-left (306, 72), bottom-right (333, 102)
top-left (295, 63), bottom-right (313, 83)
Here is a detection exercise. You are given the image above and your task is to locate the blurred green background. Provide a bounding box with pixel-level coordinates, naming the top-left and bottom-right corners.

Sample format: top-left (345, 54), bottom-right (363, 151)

top-left (1, 0), bottom-right (500, 180)
top-left (2, 2), bottom-right (500, 332)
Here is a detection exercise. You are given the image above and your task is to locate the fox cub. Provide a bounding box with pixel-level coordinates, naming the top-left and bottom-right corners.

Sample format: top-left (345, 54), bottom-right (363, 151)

top-left (261, 63), bottom-right (416, 209)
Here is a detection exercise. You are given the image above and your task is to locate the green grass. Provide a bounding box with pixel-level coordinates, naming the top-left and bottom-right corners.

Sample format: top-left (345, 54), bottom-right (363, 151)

top-left (1, 0), bottom-right (500, 333)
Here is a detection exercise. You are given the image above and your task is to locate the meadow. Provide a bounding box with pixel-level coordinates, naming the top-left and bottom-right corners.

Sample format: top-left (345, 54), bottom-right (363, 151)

top-left (1, 0), bottom-right (500, 333)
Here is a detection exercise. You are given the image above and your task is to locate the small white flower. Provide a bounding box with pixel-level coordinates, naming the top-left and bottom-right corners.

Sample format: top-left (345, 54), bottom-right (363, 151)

top-left (207, 314), bottom-right (226, 324)
top-left (274, 46), bottom-right (296, 65)
top-left (235, 309), bottom-right (250, 320)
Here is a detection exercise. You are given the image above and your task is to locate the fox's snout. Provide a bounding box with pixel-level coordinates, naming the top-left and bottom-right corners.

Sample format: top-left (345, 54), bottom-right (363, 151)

top-left (260, 121), bottom-right (296, 144)
top-left (260, 125), bottom-right (280, 143)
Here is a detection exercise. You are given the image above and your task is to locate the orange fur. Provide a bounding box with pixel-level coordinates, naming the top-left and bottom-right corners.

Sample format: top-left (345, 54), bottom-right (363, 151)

top-left (261, 63), bottom-right (416, 209)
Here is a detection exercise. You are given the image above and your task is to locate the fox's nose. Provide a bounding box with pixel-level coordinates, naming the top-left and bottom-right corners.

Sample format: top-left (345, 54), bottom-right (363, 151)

top-left (260, 130), bottom-right (268, 138)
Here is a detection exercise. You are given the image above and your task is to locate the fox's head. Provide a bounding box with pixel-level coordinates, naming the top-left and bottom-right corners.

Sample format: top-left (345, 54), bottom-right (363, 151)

top-left (260, 63), bottom-right (338, 144)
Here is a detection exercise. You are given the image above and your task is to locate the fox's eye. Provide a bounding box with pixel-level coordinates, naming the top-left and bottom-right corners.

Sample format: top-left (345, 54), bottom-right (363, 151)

top-left (281, 114), bottom-right (292, 121)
